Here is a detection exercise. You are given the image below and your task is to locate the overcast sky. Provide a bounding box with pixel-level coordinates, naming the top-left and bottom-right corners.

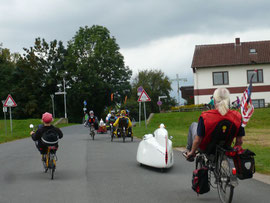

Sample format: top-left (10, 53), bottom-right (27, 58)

top-left (1, 0), bottom-right (270, 103)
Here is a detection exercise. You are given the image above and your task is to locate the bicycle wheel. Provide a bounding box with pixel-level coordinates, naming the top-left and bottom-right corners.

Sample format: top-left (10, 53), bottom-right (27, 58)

top-left (42, 155), bottom-right (48, 173)
top-left (217, 154), bottom-right (234, 203)
top-left (122, 130), bottom-right (125, 143)
top-left (111, 131), bottom-right (114, 142)
top-left (92, 131), bottom-right (95, 140)
top-left (49, 154), bottom-right (56, 180)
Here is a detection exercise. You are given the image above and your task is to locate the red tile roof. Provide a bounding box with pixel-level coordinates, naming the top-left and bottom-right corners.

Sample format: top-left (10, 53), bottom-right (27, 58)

top-left (191, 39), bottom-right (270, 68)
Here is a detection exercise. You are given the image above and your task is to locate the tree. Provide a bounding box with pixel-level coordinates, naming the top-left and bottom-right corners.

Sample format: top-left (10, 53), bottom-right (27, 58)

top-left (0, 46), bottom-right (16, 103)
top-left (131, 69), bottom-right (175, 116)
top-left (13, 38), bottom-right (67, 118)
top-left (65, 25), bottom-right (132, 122)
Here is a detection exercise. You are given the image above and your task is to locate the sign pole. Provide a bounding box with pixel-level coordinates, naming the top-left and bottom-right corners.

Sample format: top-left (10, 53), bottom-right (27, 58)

top-left (144, 102), bottom-right (147, 128)
top-left (9, 107), bottom-right (12, 136)
top-left (139, 102), bottom-right (141, 127)
top-left (2, 100), bottom-right (7, 136)
top-left (4, 110), bottom-right (7, 136)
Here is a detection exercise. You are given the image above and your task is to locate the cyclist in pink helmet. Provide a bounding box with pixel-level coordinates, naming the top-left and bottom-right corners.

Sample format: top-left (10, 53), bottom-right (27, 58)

top-left (30, 112), bottom-right (63, 155)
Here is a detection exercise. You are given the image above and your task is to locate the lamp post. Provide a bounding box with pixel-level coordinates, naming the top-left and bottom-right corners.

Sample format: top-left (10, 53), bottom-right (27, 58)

top-left (55, 78), bottom-right (67, 119)
top-left (50, 94), bottom-right (55, 118)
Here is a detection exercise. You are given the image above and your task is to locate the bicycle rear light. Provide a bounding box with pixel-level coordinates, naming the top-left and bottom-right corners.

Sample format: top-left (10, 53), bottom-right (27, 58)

top-left (232, 167), bottom-right (237, 175)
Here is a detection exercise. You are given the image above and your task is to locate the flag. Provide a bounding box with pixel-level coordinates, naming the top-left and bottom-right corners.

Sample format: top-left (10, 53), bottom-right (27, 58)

top-left (240, 70), bottom-right (257, 127)
top-left (124, 95), bottom-right (127, 104)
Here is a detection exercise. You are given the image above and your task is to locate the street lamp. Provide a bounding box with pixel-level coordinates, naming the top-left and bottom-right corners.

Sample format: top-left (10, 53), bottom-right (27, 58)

top-left (55, 78), bottom-right (67, 119)
top-left (50, 94), bottom-right (55, 118)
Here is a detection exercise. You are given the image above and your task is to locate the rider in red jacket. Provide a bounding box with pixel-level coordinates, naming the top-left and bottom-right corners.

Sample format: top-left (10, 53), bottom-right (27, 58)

top-left (185, 88), bottom-right (245, 160)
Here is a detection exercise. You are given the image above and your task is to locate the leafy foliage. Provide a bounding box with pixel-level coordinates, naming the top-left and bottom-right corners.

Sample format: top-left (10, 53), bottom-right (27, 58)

top-left (65, 25), bottom-right (132, 122)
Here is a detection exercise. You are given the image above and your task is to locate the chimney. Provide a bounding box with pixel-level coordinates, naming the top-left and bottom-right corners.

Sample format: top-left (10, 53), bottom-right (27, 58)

top-left (235, 38), bottom-right (240, 46)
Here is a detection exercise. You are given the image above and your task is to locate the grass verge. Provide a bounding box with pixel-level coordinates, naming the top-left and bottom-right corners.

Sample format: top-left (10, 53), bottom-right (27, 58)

top-left (0, 119), bottom-right (77, 144)
top-left (133, 108), bottom-right (270, 174)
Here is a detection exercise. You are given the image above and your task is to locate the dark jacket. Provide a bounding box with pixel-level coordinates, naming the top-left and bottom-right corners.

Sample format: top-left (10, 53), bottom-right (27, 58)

top-left (32, 125), bottom-right (63, 143)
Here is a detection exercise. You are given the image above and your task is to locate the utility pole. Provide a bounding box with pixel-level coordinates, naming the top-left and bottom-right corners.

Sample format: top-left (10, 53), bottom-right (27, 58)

top-left (171, 74), bottom-right (187, 105)
top-left (50, 94), bottom-right (55, 118)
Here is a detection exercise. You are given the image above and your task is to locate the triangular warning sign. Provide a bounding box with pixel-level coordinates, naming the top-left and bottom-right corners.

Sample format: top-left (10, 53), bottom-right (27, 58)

top-left (3, 94), bottom-right (17, 107)
top-left (138, 90), bottom-right (151, 102)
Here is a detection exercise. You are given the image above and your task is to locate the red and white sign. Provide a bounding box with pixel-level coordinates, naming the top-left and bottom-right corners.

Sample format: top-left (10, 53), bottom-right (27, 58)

top-left (138, 90), bottom-right (151, 102)
top-left (3, 94), bottom-right (17, 107)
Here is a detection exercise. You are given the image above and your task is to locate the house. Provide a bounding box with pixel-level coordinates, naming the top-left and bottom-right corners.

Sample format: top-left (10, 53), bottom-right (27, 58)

top-left (191, 38), bottom-right (270, 108)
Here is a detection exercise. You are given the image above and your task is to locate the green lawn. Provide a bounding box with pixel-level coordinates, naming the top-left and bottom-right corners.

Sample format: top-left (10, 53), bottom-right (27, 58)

top-left (133, 108), bottom-right (270, 174)
top-left (0, 119), bottom-right (76, 143)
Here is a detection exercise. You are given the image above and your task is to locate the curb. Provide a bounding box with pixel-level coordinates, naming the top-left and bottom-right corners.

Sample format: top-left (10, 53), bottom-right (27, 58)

top-left (174, 147), bottom-right (270, 185)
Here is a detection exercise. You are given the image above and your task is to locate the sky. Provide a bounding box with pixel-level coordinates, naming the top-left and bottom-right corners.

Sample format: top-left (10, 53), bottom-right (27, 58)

top-left (1, 0), bottom-right (270, 104)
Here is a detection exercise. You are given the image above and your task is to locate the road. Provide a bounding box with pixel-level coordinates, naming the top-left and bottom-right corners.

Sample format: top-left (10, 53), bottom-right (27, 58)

top-left (0, 125), bottom-right (269, 203)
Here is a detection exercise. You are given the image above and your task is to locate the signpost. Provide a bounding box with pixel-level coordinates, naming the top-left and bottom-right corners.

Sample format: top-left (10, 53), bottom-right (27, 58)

top-left (138, 88), bottom-right (151, 128)
top-left (3, 94), bottom-right (17, 136)
top-left (158, 96), bottom-right (167, 112)
top-left (137, 86), bottom-right (143, 127)
top-left (2, 100), bottom-right (7, 136)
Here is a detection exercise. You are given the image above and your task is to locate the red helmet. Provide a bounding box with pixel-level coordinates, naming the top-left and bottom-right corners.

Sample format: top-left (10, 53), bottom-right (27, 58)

top-left (42, 112), bottom-right (53, 123)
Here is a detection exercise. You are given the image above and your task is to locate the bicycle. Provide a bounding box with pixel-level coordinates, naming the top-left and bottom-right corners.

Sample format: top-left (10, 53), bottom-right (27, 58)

top-left (30, 124), bottom-right (58, 180)
top-left (42, 146), bottom-right (58, 180)
top-left (89, 123), bottom-right (95, 140)
top-left (194, 145), bottom-right (238, 203)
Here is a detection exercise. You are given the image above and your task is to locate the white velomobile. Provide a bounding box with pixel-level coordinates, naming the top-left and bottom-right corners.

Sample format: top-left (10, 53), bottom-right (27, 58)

top-left (136, 124), bottom-right (174, 169)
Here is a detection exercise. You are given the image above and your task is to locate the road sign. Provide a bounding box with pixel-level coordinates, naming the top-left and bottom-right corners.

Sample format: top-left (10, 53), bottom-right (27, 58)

top-left (137, 86), bottom-right (144, 96)
top-left (55, 91), bottom-right (67, 95)
top-left (138, 90), bottom-right (151, 102)
top-left (84, 100), bottom-right (87, 106)
top-left (3, 107), bottom-right (7, 112)
top-left (157, 101), bottom-right (162, 106)
top-left (3, 94), bottom-right (17, 107)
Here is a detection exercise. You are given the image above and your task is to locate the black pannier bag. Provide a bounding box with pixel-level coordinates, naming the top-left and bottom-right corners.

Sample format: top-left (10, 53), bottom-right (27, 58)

top-left (41, 129), bottom-right (59, 146)
top-left (234, 149), bottom-right (256, 180)
top-left (192, 167), bottom-right (210, 195)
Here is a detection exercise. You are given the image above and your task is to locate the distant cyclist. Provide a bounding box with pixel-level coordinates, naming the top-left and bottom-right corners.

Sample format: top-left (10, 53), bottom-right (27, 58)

top-left (113, 110), bottom-right (133, 136)
top-left (30, 112), bottom-right (63, 156)
top-left (86, 110), bottom-right (99, 130)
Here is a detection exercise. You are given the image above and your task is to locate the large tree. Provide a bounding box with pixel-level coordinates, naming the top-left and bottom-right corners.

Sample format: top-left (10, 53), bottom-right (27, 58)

top-left (13, 38), bottom-right (67, 118)
top-left (65, 25), bottom-right (132, 122)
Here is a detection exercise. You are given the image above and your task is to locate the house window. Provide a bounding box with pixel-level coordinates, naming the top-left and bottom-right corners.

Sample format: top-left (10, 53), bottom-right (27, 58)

top-left (250, 49), bottom-right (256, 53)
top-left (252, 99), bottom-right (265, 108)
top-left (213, 72), bottom-right (229, 85)
top-left (247, 69), bottom-right (263, 83)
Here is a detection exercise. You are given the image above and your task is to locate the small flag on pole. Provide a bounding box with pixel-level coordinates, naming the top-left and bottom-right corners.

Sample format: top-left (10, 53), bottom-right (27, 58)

top-left (240, 70), bottom-right (257, 127)
top-left (124, 95), bottom-right (127, 104)
top-left (111, 93), bottom-right (114, 101)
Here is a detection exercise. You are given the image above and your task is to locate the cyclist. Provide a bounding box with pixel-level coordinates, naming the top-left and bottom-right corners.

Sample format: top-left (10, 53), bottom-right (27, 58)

top-left (184, 88), bottom-right (245, 161)
top-left (86, 110), bottom-right (99, 130)
top-left (30, 112), bottom-right (63, 156)
top-left (113, 110), bottom-right (132, 137)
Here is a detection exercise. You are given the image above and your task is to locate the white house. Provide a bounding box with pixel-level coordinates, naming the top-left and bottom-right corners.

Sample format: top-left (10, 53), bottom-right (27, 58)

top-left (191, 38), bottom-right (270, 108)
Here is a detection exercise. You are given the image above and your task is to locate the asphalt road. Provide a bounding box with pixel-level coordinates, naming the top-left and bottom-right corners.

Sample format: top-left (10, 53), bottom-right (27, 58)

top-left (0, 125), bottom-right (269, 203)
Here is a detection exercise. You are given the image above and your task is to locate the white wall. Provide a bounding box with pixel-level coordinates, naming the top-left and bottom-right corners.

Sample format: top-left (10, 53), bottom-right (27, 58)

top-left (194, 64), bottom-right (270, 105)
